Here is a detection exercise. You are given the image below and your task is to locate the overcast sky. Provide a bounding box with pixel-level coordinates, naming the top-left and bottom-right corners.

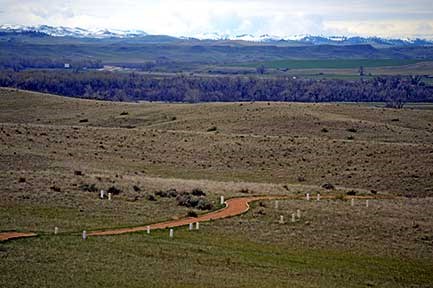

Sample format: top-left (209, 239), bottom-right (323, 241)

top-left (1, 0), bottom-right (433, 38)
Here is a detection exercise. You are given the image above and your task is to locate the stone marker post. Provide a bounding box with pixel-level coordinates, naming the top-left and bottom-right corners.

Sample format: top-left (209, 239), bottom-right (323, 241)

top-left (279, 215), bottom-right (284, 224)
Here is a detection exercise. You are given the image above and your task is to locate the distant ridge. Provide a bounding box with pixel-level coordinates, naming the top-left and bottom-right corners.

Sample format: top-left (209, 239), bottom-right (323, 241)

top-left (1, 24), bottom-right (433, 47)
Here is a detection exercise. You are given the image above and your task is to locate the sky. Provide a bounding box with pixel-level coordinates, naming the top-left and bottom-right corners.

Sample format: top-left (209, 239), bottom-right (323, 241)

top-left (1, 0), bottom-right (433, 38)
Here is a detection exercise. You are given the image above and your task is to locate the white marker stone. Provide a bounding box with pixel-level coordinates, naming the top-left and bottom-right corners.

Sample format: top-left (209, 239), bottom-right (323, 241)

top-left (54, 227), bottom-right (59, 235)
top-left (169, 228), bottom-right (174, 238)
top-left (108, 193), bottom-right (112, 201)
top-left (317, 193), bottom-right (321, 201)
top-left (146, 226), bottom-right (150, 234)
top-left (100, 190), bottom-right (105, 199)
top-left (195, 222), bottom-right (200, 230)
top-left (220, 196), bottom-right (225, 205)
top-left (275, 200), bottom-right (279, 209)
top-left (366, 200), bottom-right (369, 208)
top-left (296, 209), bottom-right (301, 219)
top-left (291, 213), bottom-right (296, 223)
top-left (351, 198), bottom-right (355, 207)
top-left (82, 230), bottom-right (87, 240)
top-left (279, 215), bottom-right (284, 224)
top-left (189, 223), bottom-right (193, 231)
top-left (306, 193), bottom-right (310, 201)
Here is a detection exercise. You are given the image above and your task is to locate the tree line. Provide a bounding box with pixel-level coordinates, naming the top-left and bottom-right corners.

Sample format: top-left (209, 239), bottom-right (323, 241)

top-left (0, 57), bottom-right (103, 71)
top-left (0, 70), bottom-right (431, 105)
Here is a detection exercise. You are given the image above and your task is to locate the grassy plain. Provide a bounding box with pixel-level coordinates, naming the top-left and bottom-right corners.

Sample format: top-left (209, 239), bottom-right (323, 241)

top-left (1, 88), bottom-right (432, 287)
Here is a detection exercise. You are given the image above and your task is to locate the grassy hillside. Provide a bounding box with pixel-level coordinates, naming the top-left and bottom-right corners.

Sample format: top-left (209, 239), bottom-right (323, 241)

top-left (1, 88), bottom-right (432, 287)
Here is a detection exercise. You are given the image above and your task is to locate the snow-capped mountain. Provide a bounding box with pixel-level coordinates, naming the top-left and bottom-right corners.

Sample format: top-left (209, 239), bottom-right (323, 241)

top-left (0, 24), bottom-right (148, 38)
top-left (1, 24), bottom-right (432, 46)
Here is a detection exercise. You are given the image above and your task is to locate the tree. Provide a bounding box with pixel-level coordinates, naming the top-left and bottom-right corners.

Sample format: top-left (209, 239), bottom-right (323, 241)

top-left (256, 64), bottom-right (265, 75)
top-left (358, 66), bottom-right (364, 77)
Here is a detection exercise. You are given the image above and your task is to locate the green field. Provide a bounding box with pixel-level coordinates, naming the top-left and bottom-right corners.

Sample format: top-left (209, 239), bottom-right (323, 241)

top-left (240, 59), bottom-right (426, 69)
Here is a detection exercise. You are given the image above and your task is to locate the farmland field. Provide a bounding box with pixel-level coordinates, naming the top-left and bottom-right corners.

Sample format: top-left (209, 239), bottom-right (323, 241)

top-left (1, 88), bottom-right (433, 287)
top-left (237, 59), bottom-right (427, 69)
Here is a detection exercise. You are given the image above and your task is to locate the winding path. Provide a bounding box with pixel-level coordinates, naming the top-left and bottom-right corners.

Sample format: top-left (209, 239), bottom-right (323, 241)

top-left (0, 194), bottom-right (389, 241)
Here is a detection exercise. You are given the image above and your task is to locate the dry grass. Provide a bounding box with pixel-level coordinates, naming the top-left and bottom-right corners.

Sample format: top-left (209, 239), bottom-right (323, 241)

top-left (1, 88), bottom-right (433, 287)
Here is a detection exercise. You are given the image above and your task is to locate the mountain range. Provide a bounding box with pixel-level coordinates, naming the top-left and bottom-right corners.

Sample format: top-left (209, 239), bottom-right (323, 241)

top-left (1, 24), bottom-right (433, 47)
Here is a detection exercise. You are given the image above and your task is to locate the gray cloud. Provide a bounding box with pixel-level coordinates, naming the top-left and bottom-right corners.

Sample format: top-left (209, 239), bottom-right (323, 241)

top-left (0, 0), bottom-right (432, 38)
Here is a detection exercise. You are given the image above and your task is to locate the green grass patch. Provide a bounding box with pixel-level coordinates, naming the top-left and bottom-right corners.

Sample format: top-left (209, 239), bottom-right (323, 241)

top-left (238, 59), bottom-right (426, 69)
top-left (1, 228), bottom-right (432, 287)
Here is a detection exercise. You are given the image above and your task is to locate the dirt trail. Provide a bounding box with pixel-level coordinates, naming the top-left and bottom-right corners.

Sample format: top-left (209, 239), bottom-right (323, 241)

top-left (89, 196), bottom-right (277, 236)
top-left (1, 194), bottom-right (390, 241)
top-left (88, 194), bottom-right (388, 237)
top-left (0, 232), bottom-right (37, 241)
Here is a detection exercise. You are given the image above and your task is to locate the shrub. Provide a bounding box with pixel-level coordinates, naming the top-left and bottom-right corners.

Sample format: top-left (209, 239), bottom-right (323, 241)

top-left (321, 128), bottom-right (329, 133)
top-left (297, 176), bottom-right (306, 182)
top-left (133, 185), bottom-right (141, 192)
top-left (18, 177), bottom-right (26, 183)
top-left (191, 188), bottom-right (206, 196)
top-left (322, 183), bottom-right (335, 190)
top-left (107, 186), bottom-right (122, 195)
top-left (79, 183), bottom-right (98, 192)
top-left (346, 190), bottom-right (357, 196)
top-left (120, 111), bottom-right (129, 115)
top-left (50, 186), bottom-right (61, 192)
top-left (156, 188), bottom-right (178, 198)
top-left (79, 119), bottom-right (88, 123)
top-left (74, 170), bottom-right (83, 176)
top-left (196, 198), bottom-right (213, 210)
top-left (347, 128), bottom-right (357, 133)
top-left (207, 126), bottom-right (217, 132)
top-left (146, 194), bottom-right (157, 201)
top-left (176, 194), bottom-right (213, 210)
top-left (239, 188), bottom-right (250, 194)
top-left (187, 210), bottom-right (198, 218)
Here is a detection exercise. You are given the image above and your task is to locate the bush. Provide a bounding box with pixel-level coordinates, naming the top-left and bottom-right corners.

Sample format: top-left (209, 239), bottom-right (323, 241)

top-left (79, 183), bottom-right (98, 192)
top-left (50, 186), bottom-right (61, 192)
top-left (79, 119), bottom-right (88, 123)
top-left (196, 198), bottom-right (213, 210)
top-left (146, 194), bottom-right (157, 201)
top-left (346, 190), bottom-right (357, 196)
top-left (187, 210), bottom-right (198, 217)
top-left (322, 183), bottom-right (335, 190)
top-left (191, 188), bottom-right (206, 196)
top-left (321, 128), bottom-right (329, 133)
top-left (107, 186), bottom-right (122, 195)
top-left (120, 111), bottom-right (129, 115)
top-left (74, 170), bottom-right (83, 176)
top-left (156, 188), bottom-right (178, 198)
top-left (18, 177), bottom-right (26, 183)
top-left (176, 194), bottom-right (213, 210)
top-left (207, 126), bottom-right (217, 132)
top-left (239, 188), bottom-right (250, 194)
top-left (347, 128), bottom-right (357, 133)
top-left (297, 176), bottom-right (306, 182)
top-left (133, 185), bottom-right (141, 192)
